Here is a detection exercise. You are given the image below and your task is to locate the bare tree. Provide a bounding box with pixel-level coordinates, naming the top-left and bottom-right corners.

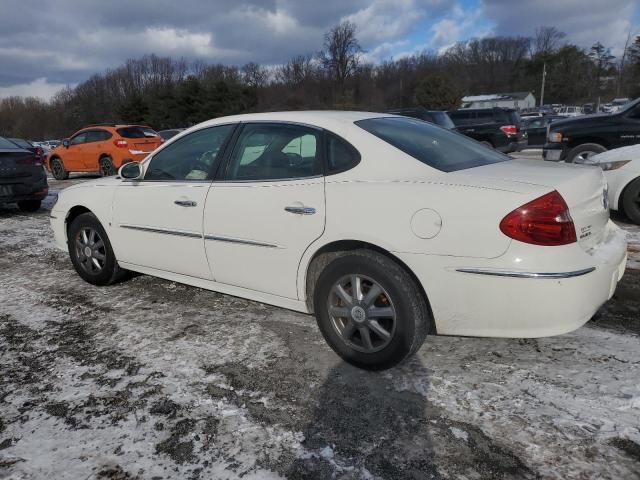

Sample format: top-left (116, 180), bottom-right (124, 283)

top-left (242, 62), bottom-right (269, 88)
top-left (531, 26), bottom-right (566, 57)
top-left (319, 21), bottom-right (363, 91)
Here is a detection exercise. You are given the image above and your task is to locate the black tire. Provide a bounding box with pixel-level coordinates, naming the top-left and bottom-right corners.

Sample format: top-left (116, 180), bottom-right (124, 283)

top-left (51, 157), bottom-right (69, 180)
top-left (313, 249), bottom-right (430, 370)
top-left (566, 143), bottom-right (606, 163)
top-left (17, 200), bottom-right (41, 212)
top-left (621, 177), bottom-right (640, 225)
top-left (99, 156), bottom-right (116, 177)
top-left (67, 212), bottom-right (127, 285)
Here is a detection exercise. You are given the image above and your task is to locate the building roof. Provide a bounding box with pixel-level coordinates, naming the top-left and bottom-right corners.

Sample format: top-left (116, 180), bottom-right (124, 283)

top-left (462, 92), bottom-right (533, 102)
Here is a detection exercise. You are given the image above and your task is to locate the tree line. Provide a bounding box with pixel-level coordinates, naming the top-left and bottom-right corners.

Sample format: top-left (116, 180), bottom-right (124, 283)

top-left (1, 22), bottom-right (640, 140)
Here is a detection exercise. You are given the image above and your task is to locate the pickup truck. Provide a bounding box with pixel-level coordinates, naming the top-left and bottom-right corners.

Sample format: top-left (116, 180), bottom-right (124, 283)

top-left (544, 98), bottom-right (640, 162)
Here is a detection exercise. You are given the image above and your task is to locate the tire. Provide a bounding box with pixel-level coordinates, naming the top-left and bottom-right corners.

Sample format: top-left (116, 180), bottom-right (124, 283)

top-left (51, 157), bottom-right (69, 180)
top-left (621, 177), bottom-right (640, 225)
top-left (99, 156), bottom-right (116, 177)
top-left (17, 200), bottom-right (41, 212)
top-left (566, 143), bottom-right (606, 163)
top-left (67, 212), bottom-right (127, 285)
top-left (313, 249), bottom-right (430, 370)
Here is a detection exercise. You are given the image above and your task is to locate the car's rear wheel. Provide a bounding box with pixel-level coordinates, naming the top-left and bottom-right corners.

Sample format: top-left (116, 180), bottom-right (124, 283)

top-left (51, 158), bottom-right (69, 180)
top-left (622, 177), bottom-right (640, 225)
top-left (566, 143), bottom-right (606, 163)
top-left (17, 200), bottom-right (41, 212)
top-left (313, 250), bottom-right (430, 370)
top-left (99, 156), bottom-right (116, 177)
top-left (68, 212), bottom-right (127, 285)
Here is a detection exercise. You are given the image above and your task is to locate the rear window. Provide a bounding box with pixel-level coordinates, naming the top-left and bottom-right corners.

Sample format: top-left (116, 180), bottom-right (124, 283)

top-left (428, 111), bottom-right (455, 129)
top-left (0, 137), bottom-right (20, 149)
top-left (117, 127), bottom-right (158, 139)
top-left (355, 117), bottom-right (510, 173)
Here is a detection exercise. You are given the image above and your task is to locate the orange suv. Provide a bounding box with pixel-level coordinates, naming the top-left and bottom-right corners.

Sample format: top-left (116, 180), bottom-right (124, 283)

top-left (47, 124), bottom-right (163, 179)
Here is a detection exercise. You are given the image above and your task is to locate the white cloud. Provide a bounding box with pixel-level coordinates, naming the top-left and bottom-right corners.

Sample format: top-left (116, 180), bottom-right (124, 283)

top-left (0, 77), bottom-right (71, 101)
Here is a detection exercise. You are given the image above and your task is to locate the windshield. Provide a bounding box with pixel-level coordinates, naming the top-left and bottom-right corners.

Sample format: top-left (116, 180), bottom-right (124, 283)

top-left (0, 136), bottom-right (21, 149)
top-left (356, 117), bottom-right (511, 172)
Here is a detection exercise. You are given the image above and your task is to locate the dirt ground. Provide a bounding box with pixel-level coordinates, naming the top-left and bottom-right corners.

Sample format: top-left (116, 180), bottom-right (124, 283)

top-left (1, 168), bottom-right (639, 480)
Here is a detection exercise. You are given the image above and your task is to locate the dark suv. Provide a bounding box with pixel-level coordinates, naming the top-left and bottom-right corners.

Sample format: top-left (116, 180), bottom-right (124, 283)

top-left (543, 97), bottom-right (640, 162)
top-left (0, 136), bottom-right (48, 212)
top-left (448, 108), bottom-right (526, 153)
top-left (387, 108), bottom-right (456, 129)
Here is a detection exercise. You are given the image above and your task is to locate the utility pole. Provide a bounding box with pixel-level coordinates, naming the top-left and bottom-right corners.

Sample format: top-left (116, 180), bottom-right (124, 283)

top-left (539, 62), bottom-right (547, 108)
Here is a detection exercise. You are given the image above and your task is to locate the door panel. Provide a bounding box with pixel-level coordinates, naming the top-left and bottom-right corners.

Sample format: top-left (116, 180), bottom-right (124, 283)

top-left (111, 182), bottom-right (211, 279)
top-left (204, 179), bottom-right (325, 298)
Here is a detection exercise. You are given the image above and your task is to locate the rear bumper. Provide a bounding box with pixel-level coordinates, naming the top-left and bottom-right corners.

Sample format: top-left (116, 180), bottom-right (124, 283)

top-left (0, 170), bottom-right (48, 203)
top-left (395, 221), bottom-right (627, 338)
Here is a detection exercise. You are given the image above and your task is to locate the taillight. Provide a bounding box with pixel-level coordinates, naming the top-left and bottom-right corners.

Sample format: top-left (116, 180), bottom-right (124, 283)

top-left (500, 125), bottom-right (518, 135)
top-left (499, 191), bottom-right (577, 246)
top-left (113, 139), bottom-right (128, 148)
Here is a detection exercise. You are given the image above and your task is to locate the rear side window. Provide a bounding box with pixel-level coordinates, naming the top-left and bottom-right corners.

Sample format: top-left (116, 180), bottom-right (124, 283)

top-left (356, 117), bottom-right (510, 173)
top-left (326, 133), bottom-right (360, 174)
top-left (117, 127), bottom-right (158, 138)
top-left (0, 137), bottom-right (20, 149)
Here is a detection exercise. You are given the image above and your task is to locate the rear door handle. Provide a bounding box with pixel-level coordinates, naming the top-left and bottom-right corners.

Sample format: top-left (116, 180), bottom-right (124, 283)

top-left (174, 199), bottom-right (197, 207)
top-left (285, 206), bottom-right (316, 215)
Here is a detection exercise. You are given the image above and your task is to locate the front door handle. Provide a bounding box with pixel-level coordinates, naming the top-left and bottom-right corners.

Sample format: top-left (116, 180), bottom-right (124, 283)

top-left (174, 199), bottom-right (197, 207)
top-left (285, 206), bottom-right (316, 215)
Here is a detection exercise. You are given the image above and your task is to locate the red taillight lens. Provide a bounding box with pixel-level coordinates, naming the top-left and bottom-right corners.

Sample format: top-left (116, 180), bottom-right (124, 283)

top-left (499, 191), bottom-right (577, 246)
top-left (500, 125), bottom-right (518, 135)
top-left (113, 139), bottom-right (128, 148)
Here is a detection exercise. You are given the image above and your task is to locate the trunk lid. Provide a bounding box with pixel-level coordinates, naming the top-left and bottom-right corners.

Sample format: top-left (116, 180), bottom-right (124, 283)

top-left (452, 159), bottom-right (609, 251)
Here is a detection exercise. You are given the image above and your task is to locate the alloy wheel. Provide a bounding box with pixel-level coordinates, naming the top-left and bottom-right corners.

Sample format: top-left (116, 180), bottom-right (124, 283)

top-left (327, 274), bottom-right (396, 353)
top-left (74, 227), bottom-right (106, 274)
top-left (52, 160), bottom-right (64, 178)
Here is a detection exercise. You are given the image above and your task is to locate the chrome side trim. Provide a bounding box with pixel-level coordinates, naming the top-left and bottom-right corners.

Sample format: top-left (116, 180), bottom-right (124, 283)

top-left (456, 267), bottom-right (596, 279)
top-left (204, 234), bottom-right (279, 249)
top-left (119, 224), bottom-right (202, 239)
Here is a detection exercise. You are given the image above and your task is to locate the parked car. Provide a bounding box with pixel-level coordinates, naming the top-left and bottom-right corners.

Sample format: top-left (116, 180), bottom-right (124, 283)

top-left (448, 108), bottom-right (526, 152)
top-left (520, 111), bottom-right (543, 119)
top-left (521, 115), bottom-right (564, 148)
top-left (574, 144), bottom-right (640, 224)
top-left (610, 98), bottom-right (631, 113)
top-left (47, 124), bottom-right (163, 179)
top-left (9, 138), bottom-right (45, 163)
top-left (386, 108), bottom-right (456, 129)
top-left (50, 111), bottom-right (626, 370)
top-left (557, 106), bottom-right (583, 117)
top-left (544, 97), bottom-right (640, 163)
top-left (0, 136), bottom-right (48, 212)
top-left (158, 128), bottom-right (185, 140)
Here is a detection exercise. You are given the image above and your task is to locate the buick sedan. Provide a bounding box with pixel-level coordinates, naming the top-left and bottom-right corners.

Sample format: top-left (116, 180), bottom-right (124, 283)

top-left (50, 111), bottom-right (627, 369)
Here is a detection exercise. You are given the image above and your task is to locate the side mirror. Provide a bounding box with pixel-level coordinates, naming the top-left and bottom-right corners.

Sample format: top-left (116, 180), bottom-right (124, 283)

top-left (62, 139), bottom-right (69, 148)
top-left (118, 162), bottom-right (143, 180)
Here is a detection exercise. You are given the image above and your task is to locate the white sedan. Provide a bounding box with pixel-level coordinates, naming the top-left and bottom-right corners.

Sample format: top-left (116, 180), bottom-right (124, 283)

top-left (575, 144), bottom-right (640, 225)
top-left (50, 111), bottom-right (627, 370)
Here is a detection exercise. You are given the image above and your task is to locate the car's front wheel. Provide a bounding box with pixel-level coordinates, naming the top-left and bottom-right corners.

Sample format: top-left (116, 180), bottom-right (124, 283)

top-left (51, 157), bottom-right (69, 180)
top-left (622, 177), bottom-right (640, 225)
top-left (67, 212), bottom-right (127, 285)
top-left (313, 250), bottom-right (430, 370)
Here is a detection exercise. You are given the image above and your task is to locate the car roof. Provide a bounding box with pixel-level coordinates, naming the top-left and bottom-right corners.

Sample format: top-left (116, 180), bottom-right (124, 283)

top-left (198, 110), bottom-right (391, 130)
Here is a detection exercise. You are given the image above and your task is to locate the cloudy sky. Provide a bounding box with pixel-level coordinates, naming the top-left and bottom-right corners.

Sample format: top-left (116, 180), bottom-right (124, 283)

top-left (1, 0), bottom-right (638, 100)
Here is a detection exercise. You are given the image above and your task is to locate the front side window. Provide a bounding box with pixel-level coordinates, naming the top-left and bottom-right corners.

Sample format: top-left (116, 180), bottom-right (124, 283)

top-left (144, 125), bottom-right (234, 181)
top-left (356, 116), bottom-right (510, 173)
top-left (225, 123), bottom-right (322, 181)
top-left (70, 132), bottom-right (88, 145)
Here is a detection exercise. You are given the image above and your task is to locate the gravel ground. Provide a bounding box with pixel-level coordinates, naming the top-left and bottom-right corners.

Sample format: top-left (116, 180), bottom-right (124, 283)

top-left (1, 169), bottom-right (639, 480)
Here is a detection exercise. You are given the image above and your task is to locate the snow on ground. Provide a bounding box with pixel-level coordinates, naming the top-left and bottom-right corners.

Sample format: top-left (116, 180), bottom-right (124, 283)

top-left (0, 175), bottom-right (639, 480)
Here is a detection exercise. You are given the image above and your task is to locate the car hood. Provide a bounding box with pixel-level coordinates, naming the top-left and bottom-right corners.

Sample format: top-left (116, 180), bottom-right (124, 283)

top-left (591, 144), bottom-right (640, 163)
top-left (549, 113), bottom-right (616, 130)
